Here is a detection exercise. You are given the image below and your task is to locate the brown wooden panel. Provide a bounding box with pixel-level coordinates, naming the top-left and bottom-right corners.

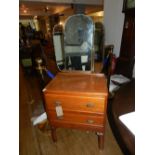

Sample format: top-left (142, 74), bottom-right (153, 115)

top-left (44, 94), bottom-right (105, 113)
top-left (47, 110), bottom-right (105, 132)
top-left (50, 120), bottom-right (105, 132)
top-left (116, 10), bottom-right (135, 79)
top-left (43, 72), bottom-right (108, 98)
top-left (120, 11), bottom-right (135, 59)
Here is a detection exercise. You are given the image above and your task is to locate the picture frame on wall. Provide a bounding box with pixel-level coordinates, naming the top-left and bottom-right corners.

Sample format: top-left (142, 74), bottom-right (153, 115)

top-left (123, 0), bottom-right (135, 12)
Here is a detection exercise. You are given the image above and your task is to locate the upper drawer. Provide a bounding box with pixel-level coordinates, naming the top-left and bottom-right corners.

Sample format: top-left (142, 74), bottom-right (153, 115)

top-left (44, 94), bottom-right (105, 114)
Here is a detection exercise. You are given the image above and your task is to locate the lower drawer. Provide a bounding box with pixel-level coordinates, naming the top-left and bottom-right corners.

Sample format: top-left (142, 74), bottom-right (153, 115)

top-left (47, 110), bottom-right (105, 128)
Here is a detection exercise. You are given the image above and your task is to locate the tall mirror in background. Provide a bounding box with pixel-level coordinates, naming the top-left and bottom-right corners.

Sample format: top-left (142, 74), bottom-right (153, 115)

top-left (53, 14), bottom-right (94, 72)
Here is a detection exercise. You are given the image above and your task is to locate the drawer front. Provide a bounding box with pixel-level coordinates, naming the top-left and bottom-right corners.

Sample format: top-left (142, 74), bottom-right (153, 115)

top-left (47, 110), bottom-right (105, 127)
top-left (44, 94), bottom-right (105, 113)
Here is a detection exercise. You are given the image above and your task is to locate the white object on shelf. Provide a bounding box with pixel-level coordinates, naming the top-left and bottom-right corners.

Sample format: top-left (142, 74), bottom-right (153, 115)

top-left (109, 81), bottom-right (120, 93)
top-left (110, 74), bottom-right (130, 84)
top-left (119, 112), bottom-right (135, 135)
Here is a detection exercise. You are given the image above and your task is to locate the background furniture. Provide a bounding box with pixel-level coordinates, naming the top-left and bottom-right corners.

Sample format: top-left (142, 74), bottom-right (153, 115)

top-left (43, 72), bottom-right (108, 150)
top-left (115, 6), bottom-right (135, 78)
top-left (19, 41), bottom-right (46, 75)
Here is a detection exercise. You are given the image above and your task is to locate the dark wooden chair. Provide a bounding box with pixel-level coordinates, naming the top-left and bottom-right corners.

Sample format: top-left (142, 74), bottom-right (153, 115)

top-left (107, 80), bottom-right (135, 155)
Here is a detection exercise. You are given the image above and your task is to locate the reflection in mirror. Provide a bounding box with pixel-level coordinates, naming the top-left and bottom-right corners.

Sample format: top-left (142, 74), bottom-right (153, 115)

top-left (53, 14), bottom-right (95, 72)
top-left (53, 24), bottom-right (65, 71)
top-left (64, 14), bottom-right (94, 71)
top-left (94, 22), bottom-right (104, 62)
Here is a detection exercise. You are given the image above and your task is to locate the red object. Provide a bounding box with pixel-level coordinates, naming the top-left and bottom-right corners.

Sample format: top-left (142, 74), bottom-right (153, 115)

top-left (111, 54), bottom-right (116, 74)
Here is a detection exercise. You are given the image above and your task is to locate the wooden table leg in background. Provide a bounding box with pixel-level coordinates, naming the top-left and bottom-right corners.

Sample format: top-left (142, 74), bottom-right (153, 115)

top-left (97, 132), bottom-right (104, 150)
top-left (51, 127), bottom-right (57, 142)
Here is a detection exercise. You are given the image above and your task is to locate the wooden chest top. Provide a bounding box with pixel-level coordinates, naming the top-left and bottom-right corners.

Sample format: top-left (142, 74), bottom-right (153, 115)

top-left (43, 72), bottom-right (108, 97)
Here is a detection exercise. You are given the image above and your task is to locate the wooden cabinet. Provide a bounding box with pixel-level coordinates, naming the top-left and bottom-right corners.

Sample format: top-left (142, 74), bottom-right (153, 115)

top-left (115, 9), bottom-right (135, 78)
top-left (43, 72), bottom-right (108, 149)
top-left (120, 11), bottom-right (135, 58)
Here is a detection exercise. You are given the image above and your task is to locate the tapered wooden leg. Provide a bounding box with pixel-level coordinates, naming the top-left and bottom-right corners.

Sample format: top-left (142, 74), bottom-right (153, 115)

top-left (51, 127), bottom-right (57, 142)
top-left (97, 132), bottom-right (104, 150)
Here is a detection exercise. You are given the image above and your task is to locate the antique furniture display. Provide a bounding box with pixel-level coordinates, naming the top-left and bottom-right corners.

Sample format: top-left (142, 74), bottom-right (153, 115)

top-left (43, 72), bottom-right (108, 150)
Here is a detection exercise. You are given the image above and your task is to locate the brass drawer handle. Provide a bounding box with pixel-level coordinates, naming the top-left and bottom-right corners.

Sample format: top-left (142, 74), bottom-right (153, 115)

top-left (57, 116), bottom-right (63, 120)
top-left (55, 101), bottom-right (61, 106)
top-left (86, 119), bottom-right (94, 124)
top-left (86, 103), bottom-right (94, 108)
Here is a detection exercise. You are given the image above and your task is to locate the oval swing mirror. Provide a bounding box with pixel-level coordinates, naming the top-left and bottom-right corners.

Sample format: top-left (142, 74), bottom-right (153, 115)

top-left (53, 14), bottom-right (95, 72)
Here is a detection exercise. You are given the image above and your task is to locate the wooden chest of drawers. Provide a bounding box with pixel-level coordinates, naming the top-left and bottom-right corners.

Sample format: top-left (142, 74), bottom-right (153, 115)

top-left (43, 71), bottom-right (108, 149)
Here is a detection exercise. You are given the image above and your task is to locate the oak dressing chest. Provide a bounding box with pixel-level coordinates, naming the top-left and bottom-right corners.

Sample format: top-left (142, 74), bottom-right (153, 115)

top-left (43, 71), bottom-right (108, 149)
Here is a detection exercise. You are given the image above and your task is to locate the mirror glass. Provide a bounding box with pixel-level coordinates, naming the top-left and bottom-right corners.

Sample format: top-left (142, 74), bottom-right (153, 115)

top-left (53, 24), bottom-right (64, 70)
top-left (53, 14), bottom-right (94, 71)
